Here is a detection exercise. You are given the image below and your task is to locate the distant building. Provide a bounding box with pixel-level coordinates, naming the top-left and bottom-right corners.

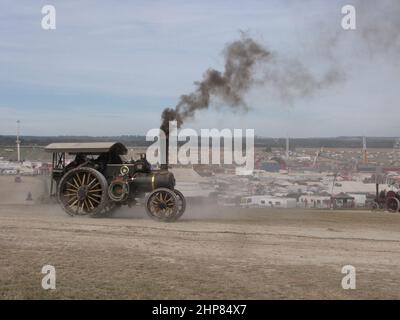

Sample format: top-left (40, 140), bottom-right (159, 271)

top-left (241, 196), bottom-right (297, 209)
top-left (348, 193), bottom-right (367, 207)
top-left (299, 195), bottom-right (331, 208)
top-left (331, 193), bottom-right (355, 209)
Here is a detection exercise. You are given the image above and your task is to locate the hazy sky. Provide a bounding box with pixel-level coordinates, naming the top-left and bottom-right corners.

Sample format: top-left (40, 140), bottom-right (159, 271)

top-left (0, 0), bottom-right (399, 137)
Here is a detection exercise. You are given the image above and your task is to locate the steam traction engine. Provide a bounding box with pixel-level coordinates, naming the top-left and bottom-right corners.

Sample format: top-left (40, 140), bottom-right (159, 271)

top-left (372, 189), bottom-right (400, 213)
top-left (45, 142), bottom-right (186, 222)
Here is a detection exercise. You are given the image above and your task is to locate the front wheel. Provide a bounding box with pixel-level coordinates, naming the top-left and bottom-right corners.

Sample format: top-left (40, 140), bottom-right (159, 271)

top-left (174, 189), bottom-right (186, 219)
top-left (145, 188), bottom-right (179, 222)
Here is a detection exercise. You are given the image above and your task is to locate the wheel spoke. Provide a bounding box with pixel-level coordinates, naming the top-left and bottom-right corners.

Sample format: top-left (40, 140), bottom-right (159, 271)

top-left (165, 197), bottom-right (173, 204)
top-left (76, 173), bottom-right (82, 185)
top-left (66, 181), bottom-right (78, 190)
top-left (64, 193), bottom-right (77, 197)
top-left (87, 176), bottom-right (97, 188)
top-left (89, 182), bottom-right (100, 189)
top-left (87, 198), bottom-right (95, 209)
top-left (84, 199), bottom-right (90, 211)
top-left (72, 177), bottom-right (80, 188)
top-left (89, 193), bottom-right (102, 198)
top-left (68, 196), bottom-right (78, 203)
top-left (88, 195), bottom-right (100, 204)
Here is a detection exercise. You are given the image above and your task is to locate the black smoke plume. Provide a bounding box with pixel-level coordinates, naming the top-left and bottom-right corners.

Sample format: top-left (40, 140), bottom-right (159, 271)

top-left (161, 33), bottom-right (342, 131)
top-left (161, 35), bottom-right (271, 131)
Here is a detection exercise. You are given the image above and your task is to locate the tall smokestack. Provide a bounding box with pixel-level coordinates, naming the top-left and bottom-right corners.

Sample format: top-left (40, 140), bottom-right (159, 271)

top-left (160, 109), bottom-right (179, 170)
top-left (160, 135), bottom-right (169, 171)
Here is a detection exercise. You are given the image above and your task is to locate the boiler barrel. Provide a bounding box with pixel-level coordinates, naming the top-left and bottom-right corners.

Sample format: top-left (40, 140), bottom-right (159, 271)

top-left (133, 171), bottom-right (175, 192)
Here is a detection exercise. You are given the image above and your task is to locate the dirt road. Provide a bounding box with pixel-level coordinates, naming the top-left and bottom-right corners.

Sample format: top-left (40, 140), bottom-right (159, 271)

top-left (1, 200), bottom-right (400, 299)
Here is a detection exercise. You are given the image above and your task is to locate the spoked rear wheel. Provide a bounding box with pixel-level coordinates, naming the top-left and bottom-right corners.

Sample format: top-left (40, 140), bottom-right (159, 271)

top-left (57, 167), bottom-right (108, 217)
top-left (145, 188), bottom-right (178, 222)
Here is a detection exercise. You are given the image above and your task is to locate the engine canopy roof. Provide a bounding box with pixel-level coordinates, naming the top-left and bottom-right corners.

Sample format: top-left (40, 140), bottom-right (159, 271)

top-left (44, 142), bottom-right (128, 155)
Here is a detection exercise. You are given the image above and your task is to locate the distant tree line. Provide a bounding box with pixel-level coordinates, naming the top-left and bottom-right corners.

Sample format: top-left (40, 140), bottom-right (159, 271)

top-left (0, 135), bottom-right (150, 146)
top-left (0, 135), bottom-right (397, 149)
top-left (254, 137), bottom-right (397, 149)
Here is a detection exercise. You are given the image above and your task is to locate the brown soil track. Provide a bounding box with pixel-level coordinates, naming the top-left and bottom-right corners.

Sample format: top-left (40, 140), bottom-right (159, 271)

top-left (1, 204), bottom-right (400, 299)
top-left (1, 176), bottom-right (400, 299)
